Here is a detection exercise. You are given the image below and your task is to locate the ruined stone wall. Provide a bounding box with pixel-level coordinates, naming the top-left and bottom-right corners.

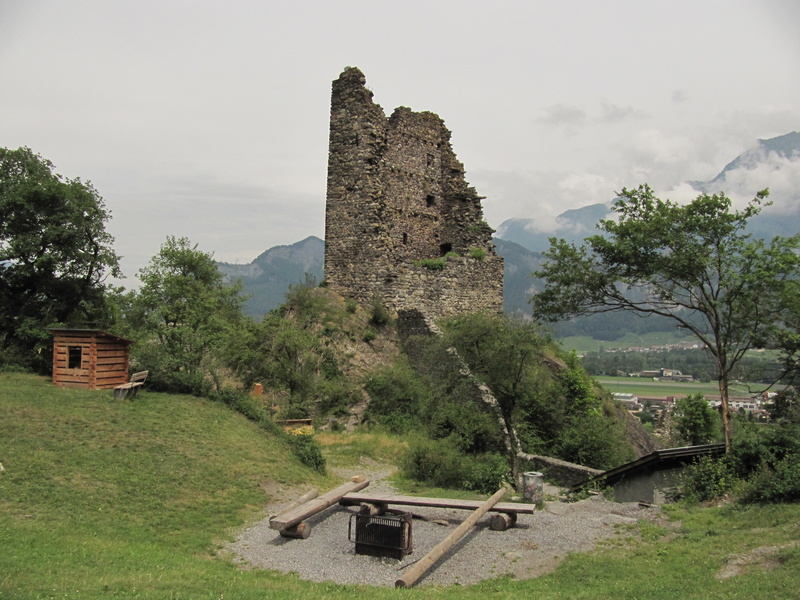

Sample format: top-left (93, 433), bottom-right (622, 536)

top-left (324, 67), bottom-right (503, 320)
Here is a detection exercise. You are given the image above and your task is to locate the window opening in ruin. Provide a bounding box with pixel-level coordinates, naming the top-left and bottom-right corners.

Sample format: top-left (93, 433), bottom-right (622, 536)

top-left (68, 346), bottom-right (83, 370)
top-left (439, 243), bottom-right (452, 256)
top-left (403, 233), bottom-right (408, 245)
top-left (426, 154), bottom-right (434, 166)
top-left (426, 195), bottom-right (436, 207)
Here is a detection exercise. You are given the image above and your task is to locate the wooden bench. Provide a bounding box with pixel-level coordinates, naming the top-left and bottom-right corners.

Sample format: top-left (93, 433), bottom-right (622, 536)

top-left (340, 492), bottom-right (535, 531)
top-left (114, 371), bottom-right (148, 400)
top-left (339, 493), bottom-right (536, 515)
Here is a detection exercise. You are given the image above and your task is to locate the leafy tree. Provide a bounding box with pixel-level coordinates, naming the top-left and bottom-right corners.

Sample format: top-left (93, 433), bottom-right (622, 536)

top-left (533, 185), bottom-right (800, 452)
top-left (674, 393), bottom-right (718, 446)
top-left (0, 147), bottom-right (120, 370)
top-left (227, 281), bottom-right (358, 420)
top-left (121, 237), bottom-right (246, 395)
top-left (419, 314), bottom-right (634, 478)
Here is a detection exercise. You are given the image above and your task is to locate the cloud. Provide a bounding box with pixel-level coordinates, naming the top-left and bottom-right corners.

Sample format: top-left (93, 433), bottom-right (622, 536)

top-left (599, 100), bottom-right (646, 123)
top-left (671, 90), bottom-right (688, 104)
top-left (535, 104), bottom-right (587, 127)
top-left (105, 174), bottom-right (323, 287)
top-left (714, 154), bottom-right (800, 213)
top-left (475, 167), bottom-right (619, 235)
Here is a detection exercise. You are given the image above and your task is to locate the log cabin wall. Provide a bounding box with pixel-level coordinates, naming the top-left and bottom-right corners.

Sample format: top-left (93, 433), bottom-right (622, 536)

top-left (50, 329), bottom-right (132, 390)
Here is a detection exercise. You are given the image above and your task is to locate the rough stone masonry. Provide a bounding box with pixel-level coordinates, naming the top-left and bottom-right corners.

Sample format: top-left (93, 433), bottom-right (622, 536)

top-left (324, 67), bottom-right (503, 320)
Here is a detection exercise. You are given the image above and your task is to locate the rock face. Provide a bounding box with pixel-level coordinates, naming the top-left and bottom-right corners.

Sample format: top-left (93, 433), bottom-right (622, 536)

top-left (324, 67), bottom-right (503, 319)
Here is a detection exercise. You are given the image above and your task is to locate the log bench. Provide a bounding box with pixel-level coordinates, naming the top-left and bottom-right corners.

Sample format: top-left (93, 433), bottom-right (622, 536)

top-left (339, 492), bottom-right (534, 531)
top-left (113, 370), bottom-right (148, 400)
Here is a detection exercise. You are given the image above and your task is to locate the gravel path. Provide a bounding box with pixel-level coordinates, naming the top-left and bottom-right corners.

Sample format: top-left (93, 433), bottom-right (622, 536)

top-left (225, 466), bottom-right (663, 588)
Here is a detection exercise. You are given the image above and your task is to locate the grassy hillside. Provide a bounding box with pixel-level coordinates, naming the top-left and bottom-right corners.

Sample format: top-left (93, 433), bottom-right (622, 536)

top-left (2, 373), bottom-right (799, 599)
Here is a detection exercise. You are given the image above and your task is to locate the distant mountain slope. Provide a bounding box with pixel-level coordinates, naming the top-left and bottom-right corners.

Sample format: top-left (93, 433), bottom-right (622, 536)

top-left (497, 131), bottom-right (800, 253)
top-left (493, 238), bottom-right (543, 317)
top-left (692, 131), bottom-right (800, 191)
top-left (217, 236), bottom-right (324, 317)
top-left (495, 203), bottom-right (612, 253)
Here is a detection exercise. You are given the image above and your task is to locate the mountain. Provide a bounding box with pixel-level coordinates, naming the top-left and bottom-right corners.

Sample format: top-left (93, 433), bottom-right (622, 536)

top-left (691, 131), bottom-right (800, 191)
top-left (493, 238), bottom-right (544, 317)
top-left (497, 131), bottom-right (800, 253)
top-left (495, 203), bottom-right (612, 253)
top-left (690, 131), bottom-right (800, 239)
top-left (217, 236), bottom-right (324, 317)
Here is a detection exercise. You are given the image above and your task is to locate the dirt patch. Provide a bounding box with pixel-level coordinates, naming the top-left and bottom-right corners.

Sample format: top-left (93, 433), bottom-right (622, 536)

top-left (716, 542), bottom-right (799, 580)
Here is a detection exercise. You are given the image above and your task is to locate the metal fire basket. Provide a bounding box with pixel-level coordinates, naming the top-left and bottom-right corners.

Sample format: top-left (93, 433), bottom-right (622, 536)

top-left (349, 511), bottom-right (413, 559)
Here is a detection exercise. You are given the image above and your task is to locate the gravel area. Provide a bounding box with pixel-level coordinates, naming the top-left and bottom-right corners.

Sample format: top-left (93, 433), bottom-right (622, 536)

top-left (225, 467), bottom-right (663, 588)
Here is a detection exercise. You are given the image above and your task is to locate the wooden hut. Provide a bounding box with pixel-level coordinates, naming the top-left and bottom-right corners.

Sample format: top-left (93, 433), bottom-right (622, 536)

top-left (49, 329), bottom-right (134, 390)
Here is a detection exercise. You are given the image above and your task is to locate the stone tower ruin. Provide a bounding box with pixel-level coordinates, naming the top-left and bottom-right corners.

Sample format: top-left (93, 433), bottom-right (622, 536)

top-left (324, 67), bottom-right (503, 319)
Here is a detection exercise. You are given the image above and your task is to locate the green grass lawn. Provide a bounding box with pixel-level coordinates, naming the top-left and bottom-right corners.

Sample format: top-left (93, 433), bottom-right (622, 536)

top-left (2, 372), bottom-right (799, 599)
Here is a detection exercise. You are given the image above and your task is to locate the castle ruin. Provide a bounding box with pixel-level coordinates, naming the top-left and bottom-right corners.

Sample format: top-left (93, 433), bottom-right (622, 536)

top-left (324, 67), bottom-right (503, 319)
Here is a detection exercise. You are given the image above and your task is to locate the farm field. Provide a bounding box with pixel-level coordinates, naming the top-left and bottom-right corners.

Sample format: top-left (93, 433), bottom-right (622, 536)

top-left (559, 332), bottom-right (698, 354)
top-left (594, 376), bottom-right (766, 400)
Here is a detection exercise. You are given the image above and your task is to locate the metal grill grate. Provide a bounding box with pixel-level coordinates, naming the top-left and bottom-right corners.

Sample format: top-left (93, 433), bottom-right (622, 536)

top-left (349, 512), bottom-right (413, 559)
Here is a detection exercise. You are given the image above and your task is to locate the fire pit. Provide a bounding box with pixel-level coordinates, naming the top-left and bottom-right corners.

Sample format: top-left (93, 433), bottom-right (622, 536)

top-left (349, 511), bottom-right (413, 559)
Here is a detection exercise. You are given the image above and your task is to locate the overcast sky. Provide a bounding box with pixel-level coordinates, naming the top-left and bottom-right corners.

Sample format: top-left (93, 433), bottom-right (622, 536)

top-left (2, 0), bottom-right (799, 285)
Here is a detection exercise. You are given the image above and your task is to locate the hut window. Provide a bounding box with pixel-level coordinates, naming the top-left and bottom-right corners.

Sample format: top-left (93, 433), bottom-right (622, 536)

top-left (402, 233), bottom-right (408, 245)
top-left (439, 243), bottom-right (452, 256)
top-left (426, 195), bottom-right (436, 207)
top-left (68, 346), bottom-right (83, 369)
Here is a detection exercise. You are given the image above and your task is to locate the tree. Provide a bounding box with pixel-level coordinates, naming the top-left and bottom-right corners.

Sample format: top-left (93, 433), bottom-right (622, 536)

top-left (0, 147), bottom-right (120, 371)
top-left (425, 314), bottom-right (634, 478)
top-left (674, 393), bottom-right (718, 446)
top-left (121, 237), bottom-right (246, 395)
top-left (533, 185), bottom-right (800, 452)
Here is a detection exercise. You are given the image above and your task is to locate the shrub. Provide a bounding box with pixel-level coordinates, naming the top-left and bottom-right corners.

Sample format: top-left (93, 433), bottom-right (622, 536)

top-left (401, 437), bottom-right (508, 493)
top-left (287, 434), bottom-right (326, 474)
top-left (739, 454), bottom-right (800, 503)
top-left (369, 296), bottom-right (391, 326)
top-left (671, 455), bottom-right (739, 503)
top-left (364, 362), bottom-right (427, 433)
top-left (363, 329), bottom-right (377, 343)
top-left (413, 258), bottom-right (446, 270)
top-left (468, 247), bottom-right (487, 261)
top-left (345, 298), bottom-right (358, 313)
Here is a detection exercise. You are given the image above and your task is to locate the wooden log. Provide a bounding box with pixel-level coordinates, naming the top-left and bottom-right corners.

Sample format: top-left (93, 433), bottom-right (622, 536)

top-left (269, 489), bottom-right (319, 524)
top-left (269, 479), bottom-right (370, 531)
top-left (395, 487), bottom-right (507, 589)
top-left (489, 512), bottom-right (517, 531)
top-left (340, 493), bottom-right (534, 515)
top-left (279, 522), bottom-right (312, 539)
top-left (358, 502), bottom-right (387, 516)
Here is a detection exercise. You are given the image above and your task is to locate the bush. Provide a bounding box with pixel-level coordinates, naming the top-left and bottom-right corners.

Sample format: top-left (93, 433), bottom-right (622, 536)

top-left (401, 437), bottom-right (508, 493)
top-left (739, 454), bottom-right (800, 503)
top-left (671, 455), bottom-right (739, 503)
top-left (287, 434), bottom-right (326, 474)
top-left (364, 362), bottom-right (427, 433)
top-left (468, 247), bottom-right (486, 261)
top-left (369, 296), bottom-right (391, 327)
top-left (413, 258), bottom-right (446, 270)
